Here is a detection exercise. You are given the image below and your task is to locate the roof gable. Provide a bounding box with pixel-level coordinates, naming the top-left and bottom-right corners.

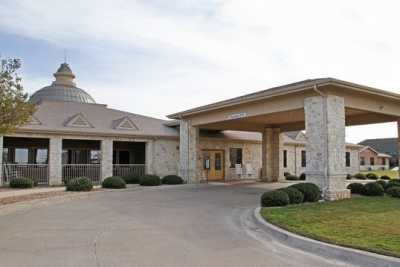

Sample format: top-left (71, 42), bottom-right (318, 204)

top-left (112, 116), bottom-right (139, 130)
top-left (26, 115), bottom-right (42, 126)
top-left (64, 113), bottom-right (93, 128)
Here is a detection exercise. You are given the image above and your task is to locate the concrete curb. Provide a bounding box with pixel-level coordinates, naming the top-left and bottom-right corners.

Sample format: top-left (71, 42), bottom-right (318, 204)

top-left (253, 207), bottom-right (400, 267)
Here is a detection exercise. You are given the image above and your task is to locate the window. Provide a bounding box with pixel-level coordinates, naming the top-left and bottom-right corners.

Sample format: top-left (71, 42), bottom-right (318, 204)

top-left (301, 150), bottom-right (306, 167)
top-left (90, 150), bottom-right (101, 164)
top-left (382, 158), bottom-right (386, 165)
top-left (345, 152), bottom-right (350, 167)
top-left (35, 149), bottom-right (48, 164)
top-left (370, 157), bottom-right (375, 166)
top-left (229, 148), bottom-right (243, 168)
top-left (360, 157), bottom-right (365, 166)
top-left (2, 148), bottom-right (9, 163)
top-left (15, 148), bottom-right (29, 164)
top-left (215, 153), bottom-right (222, 170)
top-left (283, 150), bottom-right (287, 168)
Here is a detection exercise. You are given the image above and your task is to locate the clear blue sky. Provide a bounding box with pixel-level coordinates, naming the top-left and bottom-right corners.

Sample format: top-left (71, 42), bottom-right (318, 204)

top-left (1, 0), bottom-right (400, 143)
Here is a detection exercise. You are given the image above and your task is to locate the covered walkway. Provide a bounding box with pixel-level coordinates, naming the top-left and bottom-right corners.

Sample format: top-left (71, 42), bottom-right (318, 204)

top-left (169, 78), bottom-right (400, 200)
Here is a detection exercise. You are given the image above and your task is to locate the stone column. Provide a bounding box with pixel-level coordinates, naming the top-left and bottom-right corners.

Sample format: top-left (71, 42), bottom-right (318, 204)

top-left (304, 95), bottom-right (350, 201)
top-left (179, 120), bottom-right (200, 183)
top-left (49, 136), bottom-right (62, 185)
top-left (397, 119), bottom-right (400, 178)
top-left (261, 128), bottom-right (281, 182)
top-left (145, 140), bottom-right (155, 175)
top-left (101, 139), bottom-right (113, 181)
top-left (0, 136), bottom-right (3, 185)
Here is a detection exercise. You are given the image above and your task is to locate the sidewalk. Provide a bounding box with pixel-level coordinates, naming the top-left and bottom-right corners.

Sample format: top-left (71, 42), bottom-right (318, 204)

top-left (0, 186), bottom-right (66, 199)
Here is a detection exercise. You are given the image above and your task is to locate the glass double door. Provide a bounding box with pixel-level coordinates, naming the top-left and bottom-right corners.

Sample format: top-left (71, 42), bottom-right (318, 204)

top-left (203, 150), bottom-right (224, 181)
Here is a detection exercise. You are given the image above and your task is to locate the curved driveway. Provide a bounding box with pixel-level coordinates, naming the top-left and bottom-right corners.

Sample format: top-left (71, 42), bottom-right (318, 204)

top-left (0, 184), bottom-right (353, 267)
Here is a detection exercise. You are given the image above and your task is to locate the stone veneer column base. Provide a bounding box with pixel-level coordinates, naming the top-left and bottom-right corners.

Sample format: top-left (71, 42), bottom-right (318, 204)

top-left (324, 189), bottom-right (351, 201)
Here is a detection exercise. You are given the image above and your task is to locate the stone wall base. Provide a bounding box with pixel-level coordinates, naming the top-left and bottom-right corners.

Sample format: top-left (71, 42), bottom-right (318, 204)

top-left (324, 189), bottom-right (351, 201)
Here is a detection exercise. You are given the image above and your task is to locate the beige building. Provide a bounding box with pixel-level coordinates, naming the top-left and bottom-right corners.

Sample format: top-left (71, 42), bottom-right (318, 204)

top-left (359, 146), bottom-right (391, 171)
top-left (2, 63), bottom-right (400, 201)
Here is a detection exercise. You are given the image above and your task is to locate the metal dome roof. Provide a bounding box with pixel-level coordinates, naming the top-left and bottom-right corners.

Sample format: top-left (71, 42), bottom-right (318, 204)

top-left (29, 63), bottom-right (96, 104)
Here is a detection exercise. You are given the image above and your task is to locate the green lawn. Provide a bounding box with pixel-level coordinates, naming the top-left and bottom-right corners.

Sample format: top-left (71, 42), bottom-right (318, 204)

top-left (361, 170), bottom-right (399, 179)
top-left (261, 196), bottom-right (400, 258)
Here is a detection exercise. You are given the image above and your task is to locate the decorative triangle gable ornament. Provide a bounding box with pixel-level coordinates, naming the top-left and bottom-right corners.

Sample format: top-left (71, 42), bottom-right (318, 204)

top-left (113, 116), bottom-right (139, 130)
top-left (64, 113), bottom-right (94, 128)
top-left (26, 115), bottom-right (42, 125)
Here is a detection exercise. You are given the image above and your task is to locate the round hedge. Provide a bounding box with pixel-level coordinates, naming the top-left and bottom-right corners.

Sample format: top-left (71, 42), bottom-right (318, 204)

top-left (363, 182), bottom-right (384, 196)
top-left (282, 187), bottom-right (304, 204)
top-left (289, 183), bottom-right (321, 202)
top-left (347, 183), bottom-right (365, 194)
top-left (346, 174), bottom-right (352, 180)
top-left (140, 175), bottom-right (161, 186)
top-left (260, 190), bottom-right (290, 207)
top-left (386, 180), bottom-right (400, 191)
top-left (366, 173), bottom-right (379, 180)
top-left (375, 180), bottom-right (387, 190)
top-left (353, 173), bottom-right (366, 180)
top-left (285, 175), bottom-right (299, 181)
top-left (122, 175), bottom-right (141, 184)
top-left (102, 176), bottom-right (126, 189)
top-left (299, 173), bottom-right (306, 181)
top-left (66, 177), bottom-right (93, 191)
top-left (9, 177), bottom-right (34, 189)
top-left (380, 175), bottom-right (391, 180)
top-left (161, 175), bottom-right (184, 185)
top-left (386, 186), bottom-right (400, 198)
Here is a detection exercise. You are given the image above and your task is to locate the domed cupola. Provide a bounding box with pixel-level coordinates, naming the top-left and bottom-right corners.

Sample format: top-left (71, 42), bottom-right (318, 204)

top-left (30, 63), bottom-right (96, 104)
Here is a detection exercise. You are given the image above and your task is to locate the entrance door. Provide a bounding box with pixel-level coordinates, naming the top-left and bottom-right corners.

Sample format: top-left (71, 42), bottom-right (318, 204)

top-left (203, 150), bottom-right (224, 181)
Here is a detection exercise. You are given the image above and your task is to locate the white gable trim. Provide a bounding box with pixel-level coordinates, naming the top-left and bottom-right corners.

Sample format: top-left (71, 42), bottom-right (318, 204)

top-left (64, 113), bottom-right (94, 128)
top-left (114, 116), bottom-right (139, 130)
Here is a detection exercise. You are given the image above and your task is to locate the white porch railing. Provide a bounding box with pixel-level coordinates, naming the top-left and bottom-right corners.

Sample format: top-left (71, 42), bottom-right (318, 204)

top-left (2, 164), bottom-right (49, 185)
top-left (62, 164), bottom-right (101, 184)
top-left (113, 164), bottom-right (146, 177)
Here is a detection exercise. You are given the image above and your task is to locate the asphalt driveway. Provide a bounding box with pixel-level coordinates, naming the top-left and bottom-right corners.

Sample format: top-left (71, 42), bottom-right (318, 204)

top-left (0, 184), bottom-right (353, 267)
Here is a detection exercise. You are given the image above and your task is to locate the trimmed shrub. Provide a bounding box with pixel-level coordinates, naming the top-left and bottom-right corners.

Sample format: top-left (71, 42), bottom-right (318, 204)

top-left (299, 173), bottom-right (306, 181)
top-left (260, 190), bottom-right (290, 207)
top-left (284, 172), bottom-right (291, 177)
top-left (363, 182), bottom-right (384, 196)
top-left (140, 175), bottom-right (161, 186)
top-left (282, 187), bottom-right (304, 204)
top-left (161, 175), bottom-right (184, 185)
top-left (346, 174), bottom-right (352, 180)
top-left (9, 177), bottom-right (34, 189)
top-left (376, 180), bottom-right (387, 190)
top-left (366, 173), bottom-right (379, 180)
top-left (386, 186), bottom-right (400, 198)
top-left (102, 176), bottom-right (126, 189)
top-left (347, 183), bottom-right (365, 194)
top-left (353, 173), bottom-right (366, 180)
top-left (122, 175), bottom-right (141, 184)
top-left (285, 175), bottom-right (299, 181)
top-left (380, 175), bottom-right (391, 180)
top-left (386, 179), bottom-right (400, 191)
top-left (66, 177), bottom-right (93, 191)
top-left (290, 183), bottom-right (321, 202)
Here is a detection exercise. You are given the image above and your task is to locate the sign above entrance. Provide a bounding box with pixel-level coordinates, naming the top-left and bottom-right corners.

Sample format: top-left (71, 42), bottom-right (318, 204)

top-left (228, 112), bottom-right (247, 120)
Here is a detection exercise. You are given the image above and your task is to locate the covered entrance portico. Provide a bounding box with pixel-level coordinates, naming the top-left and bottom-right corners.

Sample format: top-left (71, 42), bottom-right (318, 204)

top-left (169, 78), bottom-right (400, 200)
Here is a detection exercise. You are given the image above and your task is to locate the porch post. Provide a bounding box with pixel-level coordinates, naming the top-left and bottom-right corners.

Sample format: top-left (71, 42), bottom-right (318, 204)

top-left (0, 136), bottom-right (3, 185)
top-left (101, 139), bottom-right (113, 181)
top-left (145, 140), bottom-right (154, 175)
top-left (304, 95), bottom-right (350, 201)
top-left (397, 118), bottom-right (400, 178)
top-left (179, 120), bottom-right (200, 183)
top-left (49, 136), bottom-right (62, 185)
top-left (261, 128), bottom-right (281, 182)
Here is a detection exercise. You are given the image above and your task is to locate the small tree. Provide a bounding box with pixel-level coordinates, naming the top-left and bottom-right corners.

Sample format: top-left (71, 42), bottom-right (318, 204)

top-left (0, 58), bottom-right (35, 134)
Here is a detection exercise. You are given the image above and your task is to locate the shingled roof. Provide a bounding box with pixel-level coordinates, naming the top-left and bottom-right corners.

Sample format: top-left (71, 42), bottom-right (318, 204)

top-left (359, 138), bottom-right (398, 157)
